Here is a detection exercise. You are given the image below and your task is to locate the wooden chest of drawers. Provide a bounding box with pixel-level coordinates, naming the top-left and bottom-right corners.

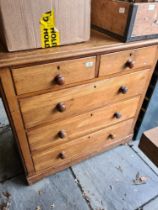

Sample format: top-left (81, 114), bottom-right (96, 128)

top-left (0, 31), bottom-right (157, 184)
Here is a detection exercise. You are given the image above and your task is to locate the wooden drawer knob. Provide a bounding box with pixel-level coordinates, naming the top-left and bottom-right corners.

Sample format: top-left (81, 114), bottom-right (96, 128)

top-left (54, 75), bottom-right (65, 86)
top-left (119, 86), bottom-right (128, 94)
top-left (58, 130), bottom-right (67, 139)
top-left (125, 60), bottom-right (135, 69)
top-left (56, 103), bottom-right (66, 112)
top-left (108, 134), bottom-right (115, 140)
top-left (114, 112), bottom-right (122, 119)
top-left (58, 152), bottom-right (66, 159)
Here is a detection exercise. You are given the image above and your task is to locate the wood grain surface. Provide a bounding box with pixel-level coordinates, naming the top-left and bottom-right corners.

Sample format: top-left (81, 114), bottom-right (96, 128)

top-left (92, 0), bottom-right (130, 36)
top-left (28, 96), bottom-right (140, 153)
top-left (33, 119), bottom-right (134, 171)
top-left (0, 31), bottom-right (158, 68)
top-left (132, 3), bottom-right (158, 37)
top-left (12, 57), bottom-right (96, 95)
top-left (0, 30), bottom-right (157, 184)
top-left (0, 68), bottom-right (35, 175)
top-left (20, 69), bottom-right (151, 129)
top-left (100, 46), bottom-right (157, 76)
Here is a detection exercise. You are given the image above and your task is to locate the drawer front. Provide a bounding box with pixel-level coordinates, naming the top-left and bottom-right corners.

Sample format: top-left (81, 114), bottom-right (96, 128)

top-left (12, 57), bottom-right (96, 95)
top-left (20, 69), bottom-right (150, 128)
top-left (99, 46), bottom-right (156, 77)
top-left (32, 119), bottom-right (134, 171)
top-left (28, 97), bottom-right (140, 152)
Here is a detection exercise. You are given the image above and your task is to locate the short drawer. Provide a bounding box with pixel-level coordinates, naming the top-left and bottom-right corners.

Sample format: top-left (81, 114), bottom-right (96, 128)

top-left (32, 119), bottom-right (134, 171)
top-left (20, 69), bottom-right (150, 128)
top-left (28, 97), bottom-right (140, 152)
top-left (12, 57), bottom-right (96, 95)
top-left (99, 46), bottom-right (156, 77)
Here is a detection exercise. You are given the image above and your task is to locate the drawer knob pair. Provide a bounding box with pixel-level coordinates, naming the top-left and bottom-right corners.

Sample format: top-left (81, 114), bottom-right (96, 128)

top-left (126, 60), bottom-right (135, 69)
top-left (55, 75), bottom-right (65, 86)
top-left (58, 130), bottom-right (67, 139)
top-left (119, 86), bottom-right (128, 94)
top-left (56, 102), bottom-right (66, 112)
top-left (114, 112), bottom-right (122, 119)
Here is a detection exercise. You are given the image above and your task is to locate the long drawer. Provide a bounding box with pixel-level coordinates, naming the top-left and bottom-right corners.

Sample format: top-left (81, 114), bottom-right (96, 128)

top-left (20, 69), bottom-right (151, 128)
top-left (99, 46), bottom-right (156, 77)
top-left (32, 119), bottom-right (134, 171)
top-left (28, 97), bottom-right (140, 152)
top-left (12, 57), bottom-right (96, 95)
top-left (20, 69), bottom-right (150, 128)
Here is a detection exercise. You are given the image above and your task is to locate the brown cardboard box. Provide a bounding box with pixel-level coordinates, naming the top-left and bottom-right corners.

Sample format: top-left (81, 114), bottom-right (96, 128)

top-left (0, 0), bottom-right (91, 51)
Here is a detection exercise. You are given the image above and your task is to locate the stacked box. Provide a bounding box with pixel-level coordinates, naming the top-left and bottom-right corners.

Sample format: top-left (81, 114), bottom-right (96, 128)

top-left (0, 0), bottom-right (91, 51)
top-left (92, 0), bottom-right (158, 42)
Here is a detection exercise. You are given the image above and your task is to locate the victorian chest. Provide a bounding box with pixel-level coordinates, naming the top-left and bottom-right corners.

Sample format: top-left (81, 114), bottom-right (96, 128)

top-left (0, 31), bottom-right (157, 184)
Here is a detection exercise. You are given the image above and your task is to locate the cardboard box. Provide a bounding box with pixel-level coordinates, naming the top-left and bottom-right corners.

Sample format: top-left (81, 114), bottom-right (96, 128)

top-left (139, 127), bottom-right (158, 167)
top-left (92, 0), bottom-right (158, 42)
top-left (0, 0), bottom-right (91, 51)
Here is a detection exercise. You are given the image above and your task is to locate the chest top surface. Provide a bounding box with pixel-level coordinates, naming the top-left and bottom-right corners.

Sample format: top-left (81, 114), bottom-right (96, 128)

top-left (0, 30), bottom-right (158, 69)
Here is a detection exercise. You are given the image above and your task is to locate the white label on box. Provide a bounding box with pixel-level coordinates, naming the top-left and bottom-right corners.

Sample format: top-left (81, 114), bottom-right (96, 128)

top-left (85, 62), bottom-right (94, 68)
top-left (119, 8), bottom-right (125, 14)
top-left (148, 4), bottom-right (155, 11)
